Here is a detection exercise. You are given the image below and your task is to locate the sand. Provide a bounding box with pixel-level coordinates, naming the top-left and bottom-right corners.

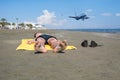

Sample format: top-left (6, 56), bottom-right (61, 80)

top-left (0, 29), bottom-right (120, 80)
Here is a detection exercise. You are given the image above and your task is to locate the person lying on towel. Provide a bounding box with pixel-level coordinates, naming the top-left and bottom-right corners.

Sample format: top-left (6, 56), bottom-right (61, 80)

top-left (27, 32), bottom-right (67, 53)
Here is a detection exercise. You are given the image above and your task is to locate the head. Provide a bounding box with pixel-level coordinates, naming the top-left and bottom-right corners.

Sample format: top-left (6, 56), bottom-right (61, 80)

top-left (34, 32), bottom-right (42, 38)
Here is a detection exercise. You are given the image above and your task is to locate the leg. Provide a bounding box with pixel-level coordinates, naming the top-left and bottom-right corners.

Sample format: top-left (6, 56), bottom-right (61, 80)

top-left (34, 38), bottom-right (47, 53)
top-left (48, 38), bottom-right (67, 53)
top-left (53, 40), bottom-right (67, 53)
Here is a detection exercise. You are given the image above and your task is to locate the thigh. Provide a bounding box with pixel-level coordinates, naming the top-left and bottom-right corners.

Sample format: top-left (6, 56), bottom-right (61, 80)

top-left (37, 37), bottom-right (46, 43)
top-left (35, 37), bottom-right (46, 47)
top-left (47, 37), bottom-right (58, 44)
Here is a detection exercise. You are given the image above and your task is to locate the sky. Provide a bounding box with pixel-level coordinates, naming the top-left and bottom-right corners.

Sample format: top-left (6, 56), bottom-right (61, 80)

top-left (0, 0), bottom-right (120, 29)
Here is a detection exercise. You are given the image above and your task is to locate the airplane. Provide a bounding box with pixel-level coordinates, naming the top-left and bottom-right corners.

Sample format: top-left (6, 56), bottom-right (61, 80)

top-left (69, 13), bottom-right (89, 21)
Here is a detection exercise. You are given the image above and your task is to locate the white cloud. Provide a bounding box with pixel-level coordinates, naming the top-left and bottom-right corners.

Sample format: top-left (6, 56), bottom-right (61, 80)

top-left (101, 13), bottom-right (112, 16)
top-left (116, 13), bottom-right (120, 16)
top-left (37, 10), bottom-right (67, 26)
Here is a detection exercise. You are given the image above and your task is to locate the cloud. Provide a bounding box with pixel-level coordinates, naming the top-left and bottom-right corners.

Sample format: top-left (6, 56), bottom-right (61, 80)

top-left (116, 13), bottom-right (120, 16)
top-left (37, 10), bottom-right (67, 26)
top-left (101, 13), bottom-right (112, 16)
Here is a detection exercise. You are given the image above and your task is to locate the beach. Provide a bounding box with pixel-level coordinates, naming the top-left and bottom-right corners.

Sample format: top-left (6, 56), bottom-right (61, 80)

top-left (0, 29), bottom-right (120, 80)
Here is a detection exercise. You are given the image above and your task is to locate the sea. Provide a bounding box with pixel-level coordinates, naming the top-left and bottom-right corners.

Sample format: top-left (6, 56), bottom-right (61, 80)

top-left (62, 29), bottom-right (120, 34)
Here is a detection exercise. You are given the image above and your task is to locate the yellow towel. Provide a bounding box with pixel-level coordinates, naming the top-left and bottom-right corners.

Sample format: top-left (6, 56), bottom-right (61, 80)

top-left (16, 39), bottom-right (77, 50)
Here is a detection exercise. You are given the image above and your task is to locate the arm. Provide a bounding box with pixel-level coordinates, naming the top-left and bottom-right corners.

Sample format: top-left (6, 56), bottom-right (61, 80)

top-left (27, 39), bottom-right (36, 44)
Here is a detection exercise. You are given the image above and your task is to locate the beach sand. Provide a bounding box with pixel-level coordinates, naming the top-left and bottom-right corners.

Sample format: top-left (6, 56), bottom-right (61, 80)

top-left (0, 29), bottom-right (120, 80)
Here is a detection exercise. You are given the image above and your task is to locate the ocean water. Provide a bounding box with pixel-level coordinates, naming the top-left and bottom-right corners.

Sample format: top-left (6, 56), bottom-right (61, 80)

top-left (64, 29), bottom-right (120, 34)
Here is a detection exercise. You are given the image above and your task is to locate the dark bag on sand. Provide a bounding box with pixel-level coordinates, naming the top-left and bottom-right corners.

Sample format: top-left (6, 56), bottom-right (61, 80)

top-left (89, 40), bottom-right (98, 47)
top-left (81, 40), bottom-right (88, 47)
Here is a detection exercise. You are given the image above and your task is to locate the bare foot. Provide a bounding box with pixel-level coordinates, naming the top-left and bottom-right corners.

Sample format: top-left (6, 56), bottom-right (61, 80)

top-left (38, 46), bottom-right (47, 53)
